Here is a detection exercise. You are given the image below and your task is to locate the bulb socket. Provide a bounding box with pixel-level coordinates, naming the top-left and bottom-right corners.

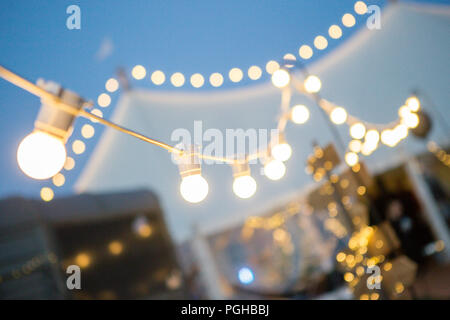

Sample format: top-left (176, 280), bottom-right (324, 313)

top-left (34, 79), bottom-right (85, 142)
top-left (232, 162), bottom-right (250, 178)
top-left (175, 145), bottom-right (202, 178)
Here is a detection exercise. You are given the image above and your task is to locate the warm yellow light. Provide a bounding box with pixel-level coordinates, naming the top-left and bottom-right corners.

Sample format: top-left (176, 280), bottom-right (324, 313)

top-left (81, 124), bottom-right (95, 139)
top-left (131, 65), bottom-right (146, 80)
top-left (381, 129), bottom-right (397, 147)
top-left (393, 124), bottom-right (409, 140)
top-left (271, 69), bottom-right (290, 88)
top-left (180, 174), bottom-right (209, 203)
top-left (229, 68), bottom-right (243, 83)
top-left (209, 73), bottom-right (224, 87)
top-left (298, 45), bottom-right (313, 59)
top-left (330, 107), bottom-right (347, 124)
top-left (108, 241), bottom-right (123, 255)
top-left (314, 36), bottom-right (328, 50)
top-left (40, 187), bottom-right (54, 202)
top-left (349, 139), bottom-right (362, 153)
top-left (248, 66), bottom-right (262, 80)
top-left (75, 253), bottom-right (91, 268)
top-left (304, 75), bottom-right (322, 93)
top-left (72, 140), bottom-right (86, 155)
top-left (336, 252), bottom-right (346, 262)
top-left (328, 25), bottom-right (343, 39)
top-left (271, 142), bottom-right (292, 162)
top-left (170, 72), bottom-right (185, 87)
top-left (265, 60), bottom-right (280, 74)
top-left (354, 1), bottom-right (368, 15)
top-left (365, 129), bottom-right (380, 145)
top-left (97, 93), bottom-right (111, 107)
top-left (52, 173), bottom-right (65, 187)
top-left (344, 272), bottom-right (354, 282)
top-left (264, 159), bottom-right (286, 181)
top-left (291, 104), bottom-right (310, 124)
top-left (402, 112), bottom-right (419, 128)
top-left (17, 131), bottom-right (67, 180)
top-left (361, 142), bottom-right (376, 156)
top-left (283, 53), bottom-right (296, 68)
top-left (64, 157), bottom-right (75, 171)
top-left (233, 175), bottom-right (257, 199)
top-left (398, 105), bottom-right (411, 118)
top-left (105, 78), bottom-right (119, 92)
top-left (345, 152), bottom-right (359, 166)
top-left (406, 96), bottom-right (420, 112)
top-left (138, 224), bottom-right (152, 238)
top-left (190, 73), bottom-right (204, 88)
top-left (151, 70), bottom-right (165, 85)
top-left (383, 262), bottom-right (393, 271)
top-left (350, 122), bottom-right (366, 139)
top-left (395, 282), bottom-right (405, 294)
top-left (342, 13), bottom-right (356, 27)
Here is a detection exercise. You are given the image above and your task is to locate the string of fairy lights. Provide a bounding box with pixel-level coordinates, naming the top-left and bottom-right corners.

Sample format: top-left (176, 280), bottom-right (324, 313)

top-left (35, 0), bottom-right (380, 202)
top-left (0, 0), bottom-right (428, 205)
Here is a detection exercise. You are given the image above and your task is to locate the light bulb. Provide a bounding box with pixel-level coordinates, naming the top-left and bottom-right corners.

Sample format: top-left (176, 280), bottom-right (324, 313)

top-left (271, 69), bottom-right (290, 88)
top-left (402, 113), bottom-right (419, 128)
top-left (304, 75), bottom-right (322, 93)
top-left (405, 96), bottom-right (420, 112)
top-left (365, 129), bottom-right (380, 146)
top-left (233, 175), bottom-right (257, 199)
top-left (179, 174), bottom-right (209, 203)
top-left (17, 131), bottom-right (67, 180)
top-left (264, 159), bottom-right (286, 181)
top-left (349, 140), bottom-right (362, 153)
top-left (345, 152), bottom-right (359, 167)
top-left (271, 143), bottom-right (292, 162)
top-left (393, 124), bottom-right (408, 140)
top-left (330, 107), bottom-right (347, 124)
top-left (350, 123), bottom-right (366, 139)
top-left (291, 104), bottom-right (310, 124)
top-left (381, 129), bottom-right (398, 147)
top-left (398, 105), bottom-right (411, 118)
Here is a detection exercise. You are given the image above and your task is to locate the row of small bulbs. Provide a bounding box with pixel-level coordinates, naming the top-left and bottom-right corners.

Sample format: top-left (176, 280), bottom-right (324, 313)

top-left (108, 1), bottom-right (368, 89)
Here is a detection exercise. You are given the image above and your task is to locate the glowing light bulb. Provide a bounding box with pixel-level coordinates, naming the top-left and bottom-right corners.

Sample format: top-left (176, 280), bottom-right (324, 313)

top-left (398, 105), bottom-right (411, 118)
top-left (180, 174), bottom-right (209, 203)
top-left (365, 130), bottom-right (380, 145)
top-left (238, 267), bottom-right (254, 285)
top-left (405, 96), bottom-right (420, 112)
top-left (271, 143), bottom-right (292, 162)
top-left (291, 104), bottom-right (310, 124)
top-left (264, 159), bottom-right (286, 181)
top-left (393, 124), bottom-right (408, 140)
top-left (17, 131), bottom-right (67, 180)
top-left (402, 112), bottom-right (419, 128)
top-left (350, 123), bottom-right (366, 139)
top-left (271, 69), bottom-right (290, 88)
top-left (233, 175), bottom-right (257, 199)
top-left (349, 140), bottom-right (362, 153)
top-left (381, 129), bottom-right (398, 147)
top-left (345, 152), bottom-right (359, 166)
top-left (304, 75), bottom-right (322, 93)
top-left (330, 107), bottom-right (347, 124)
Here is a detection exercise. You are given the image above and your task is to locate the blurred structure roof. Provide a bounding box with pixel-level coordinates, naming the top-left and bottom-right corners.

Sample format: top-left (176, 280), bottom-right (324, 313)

top-left (75, 2), bottom-right (450, 242)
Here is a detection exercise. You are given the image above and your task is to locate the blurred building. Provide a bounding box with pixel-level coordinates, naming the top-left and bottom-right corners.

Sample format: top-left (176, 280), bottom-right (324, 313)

top-left (0, 190), bottom-right (188, 299)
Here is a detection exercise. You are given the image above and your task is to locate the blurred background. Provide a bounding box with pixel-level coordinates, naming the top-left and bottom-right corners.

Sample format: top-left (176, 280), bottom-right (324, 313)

top-left (0, 0), bottom-right (449, 300)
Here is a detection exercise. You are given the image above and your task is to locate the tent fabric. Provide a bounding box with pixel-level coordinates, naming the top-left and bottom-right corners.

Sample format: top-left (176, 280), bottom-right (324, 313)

top-left (76, 2), bottom-right (450, 243)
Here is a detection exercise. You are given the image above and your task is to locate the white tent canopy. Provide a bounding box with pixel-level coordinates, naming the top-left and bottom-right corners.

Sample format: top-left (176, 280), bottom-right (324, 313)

top-left (76, 2), bottom-right (450, 243)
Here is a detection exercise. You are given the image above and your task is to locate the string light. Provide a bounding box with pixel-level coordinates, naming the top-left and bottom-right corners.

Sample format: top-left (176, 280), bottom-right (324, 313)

top-left (271, 134), bottom-right (292, 162)
top-left (105, 78), bottom-right (119, 92)
top-left (328, 25), bottom-right (343, 39)
top-left (264, 159), bottom-right (286, 181)
top-left (314, 36), bottom-right (328, 50)
top-left (17, 131), bottom-right (67, 180)
top-left (209, 73), bottom-right (224, 87)
top-left (354, 1), bottom-right (368, 15)
top-left (291, 104), bottom-right (310, 124)
top-left (229, 68), bottom-right (244, 83)
top-left (131, 65), bottom-right (146, 80)
top-left (349, 139), bottom-right (362, 153)
top-left (304, 75), bottom-right (321, 93)
top-left (298, 45), bottom-right (313, 60)
top-left (190, 73), bottom-right (205, 88)
top-left (405, 96), bottom-right (420, 112)
top-left (151, 70), bottom-right (166, 85)
top-left (170, 72), bottom-right (185, 87)
top-left (64, 156), bottom-right (75, 171)
top-left (232, 163), bottom-right (257, 199)
top-left (271, 69), bottom-right (290, 88)
top-left (248, 66), bottom-right (262, 80)
top-left (265, 60), bottom-right (280, 75)
top-left (40, 187), bottom-right (54, 202)
top-left (81, 124), bottom-right (95, 139)
top-left (342, 13), bottom-right (356, 27)
top-left (283, 54), bottom-right (297, 68)
top-left (52, 173), bottom-right (65, 187)
top-left (349, 122), bottom-right (366, 139)
top-left (402, 112), bottom-right (419, 128)
top-left (345, 152), bottom-right (359, 166)
top-left (330, 107), bottom-right (347, 124)
top-left (72, 140), bottom-right (86, 155)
